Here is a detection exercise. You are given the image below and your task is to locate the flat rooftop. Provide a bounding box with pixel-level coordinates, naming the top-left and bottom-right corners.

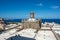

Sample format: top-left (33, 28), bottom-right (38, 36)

top-left (0, 28), bottom-right (58, 40)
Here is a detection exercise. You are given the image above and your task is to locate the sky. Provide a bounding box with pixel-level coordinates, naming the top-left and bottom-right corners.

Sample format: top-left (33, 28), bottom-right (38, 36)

top-left (0, 0), bottom-right (60, 19)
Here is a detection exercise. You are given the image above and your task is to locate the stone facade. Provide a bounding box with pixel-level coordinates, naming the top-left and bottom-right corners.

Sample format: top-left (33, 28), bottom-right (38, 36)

top-left (0, 18), bottom-right (5, 30)
top-left (22, 20), bottom-right (41, 29)
top-left (22, 12), bottom-right (41, 29)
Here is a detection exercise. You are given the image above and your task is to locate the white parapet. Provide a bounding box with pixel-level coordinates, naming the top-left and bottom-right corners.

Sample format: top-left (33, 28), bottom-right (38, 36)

top-left (17, 28), bottom-right (36, 38)
top-left (52, 27), bottom-right (60, 30)
top-left (41, 27), bottom-right (50, 29)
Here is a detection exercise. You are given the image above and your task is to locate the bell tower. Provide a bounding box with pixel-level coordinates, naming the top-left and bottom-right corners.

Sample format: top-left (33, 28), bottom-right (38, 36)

top-left (30, 11), bottom-right (34, 18)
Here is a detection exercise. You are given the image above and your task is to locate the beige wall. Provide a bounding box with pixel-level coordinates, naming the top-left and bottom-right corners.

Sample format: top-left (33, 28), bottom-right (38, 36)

top-left (22, 20), bottom-right (41, 29)
top-left (0, 25), bottom-right (4, 30)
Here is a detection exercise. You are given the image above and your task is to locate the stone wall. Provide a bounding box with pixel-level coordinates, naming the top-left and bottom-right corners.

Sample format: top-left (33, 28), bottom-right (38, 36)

top-left (22, 20), bottom-right (41, 29)
top-left (0, 18), bottom-right (5, 30)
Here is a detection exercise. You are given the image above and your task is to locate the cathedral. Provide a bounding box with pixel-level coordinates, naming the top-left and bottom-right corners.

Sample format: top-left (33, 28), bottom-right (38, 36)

top-left (22, 11), bottom-right (41, 29)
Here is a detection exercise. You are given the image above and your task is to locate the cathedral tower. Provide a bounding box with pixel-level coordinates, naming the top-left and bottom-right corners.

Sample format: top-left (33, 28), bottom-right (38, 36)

top-left (30, 11), bottom-right (34, 18)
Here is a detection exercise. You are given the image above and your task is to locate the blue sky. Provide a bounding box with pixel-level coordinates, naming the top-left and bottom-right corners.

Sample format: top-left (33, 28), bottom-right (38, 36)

top-left (0, 0), bottom-right (60, 19)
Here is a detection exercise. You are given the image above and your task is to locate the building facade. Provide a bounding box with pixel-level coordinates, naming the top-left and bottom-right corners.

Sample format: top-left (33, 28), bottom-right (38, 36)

top-left (22, 11), bottom-right (41, 29)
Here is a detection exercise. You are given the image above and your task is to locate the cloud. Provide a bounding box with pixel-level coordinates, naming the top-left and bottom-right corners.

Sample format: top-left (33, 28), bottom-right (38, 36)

top-left (51, 6), bottom-right (59, 9)
top-left (37, 3), bottom-right (43, 6)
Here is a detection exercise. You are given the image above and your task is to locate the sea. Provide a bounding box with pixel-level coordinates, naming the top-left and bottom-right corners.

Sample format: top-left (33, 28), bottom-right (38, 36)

top-left (4, 19), bottom-right (60, 24)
